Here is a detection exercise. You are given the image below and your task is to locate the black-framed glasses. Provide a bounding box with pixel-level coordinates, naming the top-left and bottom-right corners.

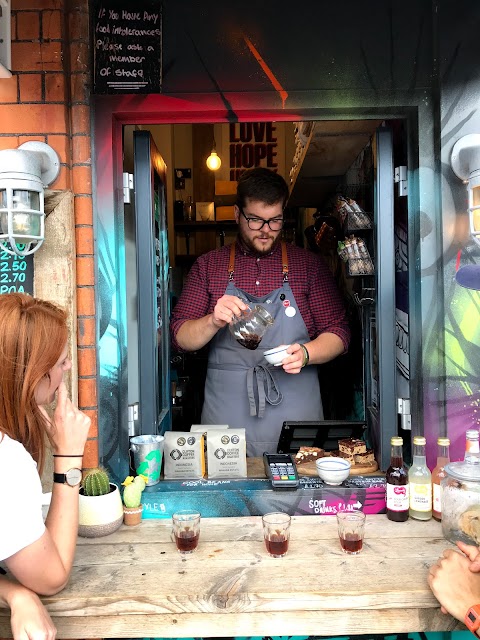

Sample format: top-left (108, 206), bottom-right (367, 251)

top-left (239, 209), bottom-right (284, 231)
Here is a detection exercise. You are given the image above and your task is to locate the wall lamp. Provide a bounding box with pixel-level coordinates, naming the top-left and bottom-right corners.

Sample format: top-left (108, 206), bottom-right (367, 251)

top-left (0, 141), bottom-right (60, 257)
top-left (206, 140), bottom-right (222, 171)
top-left (451, 134), bottom-right (480, 290)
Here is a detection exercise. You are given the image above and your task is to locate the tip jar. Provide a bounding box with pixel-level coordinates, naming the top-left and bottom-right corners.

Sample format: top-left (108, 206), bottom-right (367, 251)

top-left (229, 304), bottom-right (274, 350)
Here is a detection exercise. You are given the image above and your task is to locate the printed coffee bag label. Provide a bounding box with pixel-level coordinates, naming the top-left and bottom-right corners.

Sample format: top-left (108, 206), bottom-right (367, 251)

top-left (207, 429), bottom-right (247, 479)
top-left (164, 431), bottom-right (205, 479)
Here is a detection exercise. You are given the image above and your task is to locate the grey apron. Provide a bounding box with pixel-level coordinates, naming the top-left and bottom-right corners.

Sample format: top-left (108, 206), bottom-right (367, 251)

top-left (201, 242), bottom-right (323, 457)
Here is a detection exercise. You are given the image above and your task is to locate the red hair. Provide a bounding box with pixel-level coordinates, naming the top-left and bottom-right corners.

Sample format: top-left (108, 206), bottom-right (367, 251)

top-left (0, 293), bottom-right (68, 473)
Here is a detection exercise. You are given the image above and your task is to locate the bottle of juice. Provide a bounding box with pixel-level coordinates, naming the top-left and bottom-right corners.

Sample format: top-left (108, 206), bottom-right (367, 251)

top-left (464, 428), bottom-right (480, 465)
top-left (432, 437), bottom-right (450, 521)
top-left (409, 435), bottom-right (432, 521)
top-left (386, 436), bottom-right (409, 522)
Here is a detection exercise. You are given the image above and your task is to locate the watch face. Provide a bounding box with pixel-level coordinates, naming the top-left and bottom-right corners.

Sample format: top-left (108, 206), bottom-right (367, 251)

top-left (65, 468), bottom-right (82, 487)
top-left (466, 606), bottom-right (480, 632)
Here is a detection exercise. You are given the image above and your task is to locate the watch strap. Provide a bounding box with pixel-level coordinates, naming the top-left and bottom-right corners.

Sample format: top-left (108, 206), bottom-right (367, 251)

top-left (465, 605), bottom-right (480, 633)
top-left (53, 472), bottom-right (68, 484)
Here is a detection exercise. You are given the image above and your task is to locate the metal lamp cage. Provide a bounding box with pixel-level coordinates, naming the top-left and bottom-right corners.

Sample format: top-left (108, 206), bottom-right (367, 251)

top-left (469, 174), bottom-right (480, 249)
top-left (0, 177), bottom-right (45, 256)
top-left (451, 134), bottom-right (480, 250)
top-left (0, 141), bottom-right (60, 257)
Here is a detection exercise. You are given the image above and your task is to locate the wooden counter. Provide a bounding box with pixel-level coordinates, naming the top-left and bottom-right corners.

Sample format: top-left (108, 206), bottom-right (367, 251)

top-left (0, 515), bottom-right (463, 639)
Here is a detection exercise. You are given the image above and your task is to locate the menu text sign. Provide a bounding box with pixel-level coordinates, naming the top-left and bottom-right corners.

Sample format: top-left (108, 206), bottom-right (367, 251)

top-left (93, 0), bottom-right (162, 94)
top-left (0, 246), bottom-right (33, 295)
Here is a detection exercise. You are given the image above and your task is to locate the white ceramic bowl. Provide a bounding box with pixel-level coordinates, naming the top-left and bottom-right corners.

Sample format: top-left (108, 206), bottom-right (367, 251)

top-left (315, 457), bottom-right (351, 485)
top-left (264, 344), bottom-right (291, 366)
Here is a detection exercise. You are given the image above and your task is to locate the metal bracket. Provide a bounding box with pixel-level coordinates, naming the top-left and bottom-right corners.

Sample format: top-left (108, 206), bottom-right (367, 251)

top-left (128, 402), bottom-right (139, 437)
top-left (397, 397), bottom-right (411, 431)
top-left (394, 166), bottom-right (408, 197)
top-left (123, 172), bottom-right (133, 204)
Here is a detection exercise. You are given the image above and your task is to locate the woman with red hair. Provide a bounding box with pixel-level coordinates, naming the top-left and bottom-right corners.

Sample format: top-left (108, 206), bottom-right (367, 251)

top-left (0, 293), bottom-right (91, 639)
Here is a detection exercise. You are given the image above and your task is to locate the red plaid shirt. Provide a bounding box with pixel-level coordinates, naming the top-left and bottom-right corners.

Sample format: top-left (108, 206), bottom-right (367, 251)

top-left (170, 241), bottom-right (350, 352)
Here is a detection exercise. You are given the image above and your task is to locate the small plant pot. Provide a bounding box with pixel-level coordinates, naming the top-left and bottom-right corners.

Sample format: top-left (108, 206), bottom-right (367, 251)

top-left (123, 504), bottom-right (143, 526)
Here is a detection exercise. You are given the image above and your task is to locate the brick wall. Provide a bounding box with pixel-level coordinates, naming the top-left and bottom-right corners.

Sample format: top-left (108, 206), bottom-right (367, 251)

top-left (0, 0), bottom-right (99, 469)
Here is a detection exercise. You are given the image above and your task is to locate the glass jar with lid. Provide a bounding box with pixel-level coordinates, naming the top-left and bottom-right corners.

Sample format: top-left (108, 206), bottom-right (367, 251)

top-left (441, 429), bottom-right (480, 545)
top-left (229, 304), bottom-right (274, 350)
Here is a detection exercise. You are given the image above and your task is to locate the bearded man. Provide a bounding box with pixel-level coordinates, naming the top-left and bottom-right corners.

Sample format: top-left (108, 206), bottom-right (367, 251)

top-left (170, 168), bottom-right (350, 456)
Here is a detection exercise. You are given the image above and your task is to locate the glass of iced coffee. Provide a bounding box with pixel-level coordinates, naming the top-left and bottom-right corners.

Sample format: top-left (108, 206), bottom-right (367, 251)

top-left (262, 512), bottom-right (291, 557)
top-left (172, 510), bottom-right (201, 554)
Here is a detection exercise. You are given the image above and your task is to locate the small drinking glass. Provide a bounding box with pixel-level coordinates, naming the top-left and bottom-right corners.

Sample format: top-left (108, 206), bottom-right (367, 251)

top-left (336, 509), bottom-right (366, 555)
top-left (172, 510), bottom-right (201, 554)
top-left (262, 512), bottom-right (291, 558)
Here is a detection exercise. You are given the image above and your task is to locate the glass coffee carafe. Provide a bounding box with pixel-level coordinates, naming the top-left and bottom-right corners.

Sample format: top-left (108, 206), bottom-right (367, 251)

top-left (229, 304), bottom-right (274, 350)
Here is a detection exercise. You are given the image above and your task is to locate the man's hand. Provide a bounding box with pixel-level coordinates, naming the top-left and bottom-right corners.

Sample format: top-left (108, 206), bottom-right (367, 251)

top-left (280, 343), bottom-right (305, 374)
top-left (428, 546), bottom-right (480, 622)
top-left (457, 541), bottom-right (480, 573)
top-left (212, 295), bottom-right (248, 329)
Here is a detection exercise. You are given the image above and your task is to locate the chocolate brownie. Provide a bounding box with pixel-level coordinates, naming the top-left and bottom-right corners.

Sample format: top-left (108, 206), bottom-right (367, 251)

top-left (354, 449), bottom-right (375, 464)
top-left (329, 449), bottom-right (355, 464)
top-left (338, 438), bottom-right (367, 455)
top-left (294, 446), bottom-right (325, 464)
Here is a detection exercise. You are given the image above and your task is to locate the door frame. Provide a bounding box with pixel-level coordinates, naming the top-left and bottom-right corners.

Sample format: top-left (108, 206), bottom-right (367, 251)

top-left (93, 93), bottom-right (435, 476)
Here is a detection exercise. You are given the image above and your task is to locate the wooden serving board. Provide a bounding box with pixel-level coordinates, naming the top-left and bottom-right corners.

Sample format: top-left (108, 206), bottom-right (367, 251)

top-left (296, 460), bottom-right (379, 477)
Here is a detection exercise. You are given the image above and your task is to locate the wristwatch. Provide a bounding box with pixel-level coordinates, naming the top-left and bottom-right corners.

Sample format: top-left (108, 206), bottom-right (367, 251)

top-left (53, 468), bottom-right (82, 487)
top-left (465, 605), bottom-right (480, 635)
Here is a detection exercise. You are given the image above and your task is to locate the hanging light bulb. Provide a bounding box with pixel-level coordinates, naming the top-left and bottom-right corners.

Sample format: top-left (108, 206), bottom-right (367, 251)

top-left (206, 140), bottom-right (222, 171)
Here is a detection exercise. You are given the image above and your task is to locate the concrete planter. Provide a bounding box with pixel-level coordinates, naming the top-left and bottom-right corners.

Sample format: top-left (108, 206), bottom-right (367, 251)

top-left (78, 483), bottom-right (123, 538)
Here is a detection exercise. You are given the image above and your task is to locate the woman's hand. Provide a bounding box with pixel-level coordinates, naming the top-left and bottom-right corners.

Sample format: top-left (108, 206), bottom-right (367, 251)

top-left (39, 381), bottom-right (90, 456)
top-left (8, 585), bottom-right (56, 640)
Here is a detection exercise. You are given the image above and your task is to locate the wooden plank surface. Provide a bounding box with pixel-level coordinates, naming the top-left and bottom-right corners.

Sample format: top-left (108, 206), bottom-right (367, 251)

top-left (246, 456), bottom-right (380, 478)
top-left (0, 516), bottom-right (464, 639)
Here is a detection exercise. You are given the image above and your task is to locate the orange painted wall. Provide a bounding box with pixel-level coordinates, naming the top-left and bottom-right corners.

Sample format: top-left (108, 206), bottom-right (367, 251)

top-left (0, 0), bottom-right (98, 468)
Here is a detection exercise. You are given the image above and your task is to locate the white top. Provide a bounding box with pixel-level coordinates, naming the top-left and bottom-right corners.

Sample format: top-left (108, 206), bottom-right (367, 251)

top-left (0, 433), bottom-right (46, 561)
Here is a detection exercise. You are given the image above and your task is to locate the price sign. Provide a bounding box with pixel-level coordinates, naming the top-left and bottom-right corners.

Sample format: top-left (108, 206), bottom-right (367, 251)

top-left (0, 246), bottom-right (34, 295)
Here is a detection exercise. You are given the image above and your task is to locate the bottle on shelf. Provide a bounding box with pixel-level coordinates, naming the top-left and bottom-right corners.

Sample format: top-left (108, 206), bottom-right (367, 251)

top-left (432, 437), bottom-right (450, 521)
top-left (464, 428), bottom-right (480, 465)
top-left (184, 195), bottom-right (194, 221)
top-left (386, 436), bottom-right (409, 522)
top-left (409, 435), bottom-right (432, 521)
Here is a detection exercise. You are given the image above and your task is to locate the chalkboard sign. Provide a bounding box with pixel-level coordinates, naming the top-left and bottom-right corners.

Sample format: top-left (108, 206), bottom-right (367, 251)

top-left (0, 246), bottom-right (34, 295)
top-left (93, 0), bottom-right (162, 94)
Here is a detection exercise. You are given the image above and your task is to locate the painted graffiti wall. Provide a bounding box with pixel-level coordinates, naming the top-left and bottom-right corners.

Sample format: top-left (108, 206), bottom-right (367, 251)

top-left (93, 0), bottom-right (480, 476)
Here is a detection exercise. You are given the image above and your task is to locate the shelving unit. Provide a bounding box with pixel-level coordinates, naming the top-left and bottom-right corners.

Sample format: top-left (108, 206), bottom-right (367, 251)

top-left (174, 220), bottom-right (238, 259)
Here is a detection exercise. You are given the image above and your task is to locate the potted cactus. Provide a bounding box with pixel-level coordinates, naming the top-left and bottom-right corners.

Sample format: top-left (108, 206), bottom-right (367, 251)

top-left (78, 467), bottom-right (123, 538)
top-left (121, 474), bottom-right (146, 526)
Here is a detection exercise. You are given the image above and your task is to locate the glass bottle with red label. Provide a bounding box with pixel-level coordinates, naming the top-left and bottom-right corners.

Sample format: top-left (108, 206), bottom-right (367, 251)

top-left (386, 436), bottom-right (409, 522)
top-left (432, 437), bottom-right (450, 521)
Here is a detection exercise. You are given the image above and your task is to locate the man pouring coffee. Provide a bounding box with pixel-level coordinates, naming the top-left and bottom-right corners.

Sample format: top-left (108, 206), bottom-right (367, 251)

top-left (170, 168), bottom-right (350, 457)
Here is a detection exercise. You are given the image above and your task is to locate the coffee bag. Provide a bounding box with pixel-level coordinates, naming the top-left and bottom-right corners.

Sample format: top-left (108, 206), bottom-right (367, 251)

top-left (163, 431), bottom-right (205, 479)
top-left (206, 428), bottom-right (247, 478)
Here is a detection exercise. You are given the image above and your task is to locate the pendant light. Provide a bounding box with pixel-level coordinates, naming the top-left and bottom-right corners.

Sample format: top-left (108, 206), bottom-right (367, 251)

top-left (206, 140), bottom-right (222, 171)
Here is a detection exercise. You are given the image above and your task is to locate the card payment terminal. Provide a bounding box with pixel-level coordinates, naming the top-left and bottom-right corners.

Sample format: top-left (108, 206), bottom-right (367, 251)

top-left (263, 452), bottom-right (299, 489)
